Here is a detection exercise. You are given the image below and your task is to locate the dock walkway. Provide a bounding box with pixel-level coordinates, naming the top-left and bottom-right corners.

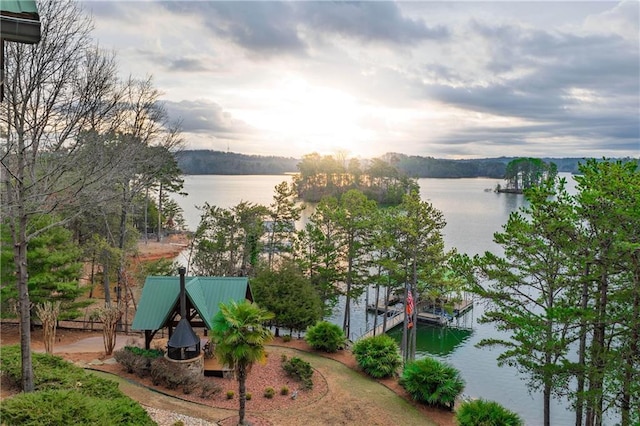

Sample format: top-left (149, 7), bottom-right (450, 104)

top-left (359, 311), bottom-right (405, 340)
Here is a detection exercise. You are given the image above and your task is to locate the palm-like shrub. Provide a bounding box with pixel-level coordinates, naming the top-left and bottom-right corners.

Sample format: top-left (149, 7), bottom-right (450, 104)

top-left (352, 334), bottom-right (401, 378)
top-left (305, 321), bottom-right (346, 352)
top-left (400, 356), bottom-right (464, 410)
top-left (456, 399), bottom-right (523, 426)
top-left (211, 300), bottom-right (274, 426)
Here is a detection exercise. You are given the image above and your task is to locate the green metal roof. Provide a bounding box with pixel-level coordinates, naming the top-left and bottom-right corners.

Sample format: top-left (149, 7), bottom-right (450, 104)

top-left (1, 0), bottom-right (40, 44)
top-left (1, 0), bottom-right (39, 15)
top-left (132, 276), bottom-right (252, 331)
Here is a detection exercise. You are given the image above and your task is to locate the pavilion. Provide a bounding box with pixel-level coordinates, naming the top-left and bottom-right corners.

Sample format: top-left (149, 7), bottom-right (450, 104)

top-left (132, 274), bottom-right (253, 350)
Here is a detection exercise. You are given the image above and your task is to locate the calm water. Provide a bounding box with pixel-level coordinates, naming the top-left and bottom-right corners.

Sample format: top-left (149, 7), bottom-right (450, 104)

top-left (173, 174), bottom-right (580, 426)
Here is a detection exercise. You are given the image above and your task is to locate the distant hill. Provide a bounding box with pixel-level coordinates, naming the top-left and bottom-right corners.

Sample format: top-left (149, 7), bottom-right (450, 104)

top-left (175, 150), bottom-right (627, 178)
top-left (390, 154), bottom-right (592, 178)
top-left (175, 150), bottom-right (299, 175)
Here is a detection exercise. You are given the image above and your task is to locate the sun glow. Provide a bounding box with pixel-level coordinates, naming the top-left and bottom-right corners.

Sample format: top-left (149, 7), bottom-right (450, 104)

top-left (231, 76), bottom-right (375, 157)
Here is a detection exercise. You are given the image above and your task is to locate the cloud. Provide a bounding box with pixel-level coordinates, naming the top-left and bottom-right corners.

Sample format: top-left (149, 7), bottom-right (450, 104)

top-left (297, 2), bottom-right (449, 44)
top-left (155, 1), bottom-right (448, 57)
top-left (584, 0), bottom-right (639, 40)
top-left (156, 1), bottom-right (306, 56)
top-left (416, 13), bottom-right (639, 157)
top-left (81, 1), bottom-right (639, 159)
top-left (163, 99), bottom-right (254, 138)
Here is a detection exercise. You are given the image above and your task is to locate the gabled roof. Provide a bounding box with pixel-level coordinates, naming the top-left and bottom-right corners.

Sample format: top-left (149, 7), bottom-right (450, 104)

top-left (132, 276), bottom-right (252, 331)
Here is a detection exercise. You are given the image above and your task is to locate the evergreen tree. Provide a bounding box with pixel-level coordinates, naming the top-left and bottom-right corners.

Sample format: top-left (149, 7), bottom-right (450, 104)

top-left (191, 201), bottom-right (268, 276)
top-left (396, 190), bottom-right (447, 362)
top-left (1, 216), bottom-right (84, 320)
top-left (474, 178), bottom-right (579, 426)
top-left (572, 159), bottom-right (639, 426)
top-left (294, 196), bottom-right (345, 317)
top-left (336, 190), bottom-right (378, 338)
top-left (251, 260), bottom-right (322, 336)
top-left (265, 181), bottom-right (302, 269)
top-left (502, 158), bottom-right (557, 193)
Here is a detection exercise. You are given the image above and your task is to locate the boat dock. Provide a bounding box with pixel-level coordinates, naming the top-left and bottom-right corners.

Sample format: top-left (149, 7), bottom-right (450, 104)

top-left (359, 311), bottom-right (405, 339)
top-left (360, 297), bottom-right (475, 339)
top-left (418, 298), bottom-right (474, 325)
top-left (367, 302), bottom-right (401, 315)
top-left (416, 311), bottom-right (450, 326)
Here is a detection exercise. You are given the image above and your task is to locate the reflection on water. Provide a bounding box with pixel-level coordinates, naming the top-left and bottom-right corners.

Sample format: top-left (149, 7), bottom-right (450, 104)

top-left (387, 323), bottom-right (473, 358)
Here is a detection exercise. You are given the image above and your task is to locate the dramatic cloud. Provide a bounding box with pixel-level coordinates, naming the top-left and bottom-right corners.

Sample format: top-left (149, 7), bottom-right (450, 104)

top-left (296, 2), bottom-right (449, 44)
top-left (83, 0), bottom-right (639, 159)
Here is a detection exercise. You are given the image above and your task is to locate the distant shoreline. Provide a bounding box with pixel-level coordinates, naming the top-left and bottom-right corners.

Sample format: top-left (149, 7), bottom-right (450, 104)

top-left (176, 150), bottom-right (629, 178)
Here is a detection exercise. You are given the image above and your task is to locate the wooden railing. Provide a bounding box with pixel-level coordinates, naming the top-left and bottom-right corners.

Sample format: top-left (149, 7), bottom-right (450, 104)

top-left (358, 310), bottom-right (405, 340)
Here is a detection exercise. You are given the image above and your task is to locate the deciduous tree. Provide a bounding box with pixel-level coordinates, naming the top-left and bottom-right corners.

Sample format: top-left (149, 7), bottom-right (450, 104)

top-left (1, 0), bottom-right (127, 392)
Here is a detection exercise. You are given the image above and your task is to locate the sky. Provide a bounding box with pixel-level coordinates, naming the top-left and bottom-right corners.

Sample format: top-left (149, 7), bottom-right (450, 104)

top-left (81, 1), bottom-right (639, 160)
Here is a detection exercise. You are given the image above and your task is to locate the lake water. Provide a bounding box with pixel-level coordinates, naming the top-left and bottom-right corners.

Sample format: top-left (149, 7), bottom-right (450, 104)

top-left (173, 174), bottom-right (579, 426)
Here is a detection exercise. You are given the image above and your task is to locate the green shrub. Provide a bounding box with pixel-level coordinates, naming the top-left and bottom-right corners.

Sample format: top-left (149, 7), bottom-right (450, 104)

top-left (123, 346), bottom-right (164, 359)
top-left (456, 399), bottom-right (523, 426)
top-left (246, 392), bottom-right (252, 400)
top-left (400, 356), bottom-right (464, 410)
top-left (263, 387), bottom-right (275, 398)
top-left (0, 389), bottom-right (155, 425)
top-left (280, 385), bottom-right (289, 395)
top-left (282, 356), bottom-right (314, 390)
top-left (0, 347), bottom-right (154, 425)
top-left (226, 390), bottom-right (235, 399)
top-left (1, 345), bottom-right (87, 391)
top-left (282, 335), bottom-right (292, 342)
top-left (305, 321), bottom-right (346, 353)
top-left (71, 374), bottom-right (123, 400)
top-left (0, 345), bottom-right (122, 399)
top-left (352, 334), bottom-right (402, 379)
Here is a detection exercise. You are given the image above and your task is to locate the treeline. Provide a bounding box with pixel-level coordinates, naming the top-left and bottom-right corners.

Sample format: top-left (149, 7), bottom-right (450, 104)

top-left (175, 150), bottom-right (299, 175)
top-left (392, 154), bottom-right (594, 177)
top-left (175, 149), bottom-right (602, 177)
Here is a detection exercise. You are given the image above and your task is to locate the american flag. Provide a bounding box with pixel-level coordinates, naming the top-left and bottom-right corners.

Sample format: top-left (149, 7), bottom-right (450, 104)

top-left (406, 289), bottom-right (414, 316)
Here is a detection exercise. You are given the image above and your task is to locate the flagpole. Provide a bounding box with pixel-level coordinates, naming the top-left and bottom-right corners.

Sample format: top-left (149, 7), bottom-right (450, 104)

top-left (402, 282), bottom-right (408, 364)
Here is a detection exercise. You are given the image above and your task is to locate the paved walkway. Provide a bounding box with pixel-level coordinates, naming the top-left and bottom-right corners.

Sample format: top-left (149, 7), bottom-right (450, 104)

top-left (52, 334), bottom-right (144, 354)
